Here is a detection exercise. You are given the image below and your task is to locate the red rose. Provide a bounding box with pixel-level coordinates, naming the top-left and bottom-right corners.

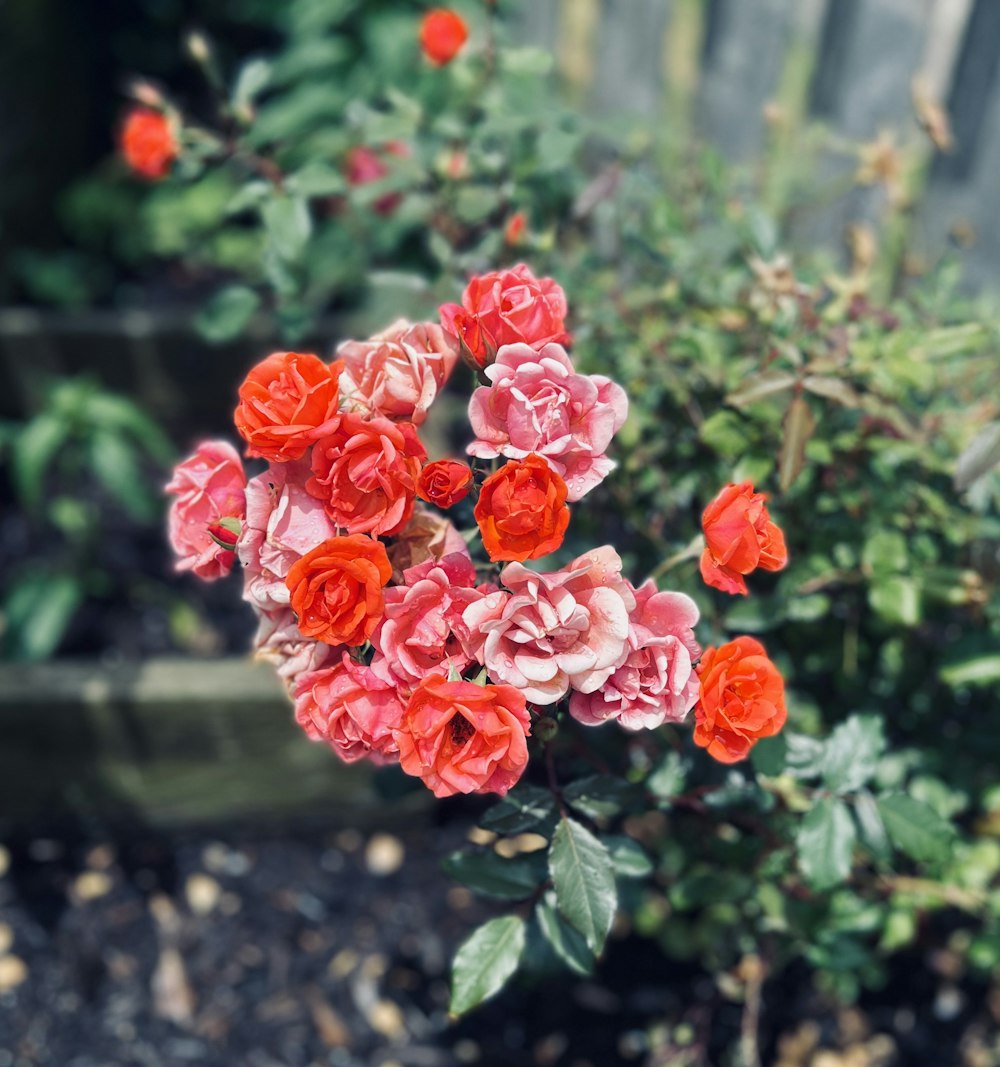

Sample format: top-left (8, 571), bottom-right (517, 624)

top-left (417, 460), bottom-right (474, 509)
top-left (694, 636), bottom-right (786, 763)
top-left (120, 107), bottom-right (178, 180)
top-left (420, 9), bottom-right (469, 66)
top-left (699, 482), bottom-right (787, 595)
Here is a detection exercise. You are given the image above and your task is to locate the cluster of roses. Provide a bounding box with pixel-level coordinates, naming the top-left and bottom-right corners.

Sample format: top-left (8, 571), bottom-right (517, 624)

top-left (166, 264), bottom-right (790, 796)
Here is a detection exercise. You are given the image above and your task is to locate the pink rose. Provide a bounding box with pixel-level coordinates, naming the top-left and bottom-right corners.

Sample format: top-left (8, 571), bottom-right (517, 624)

top-left (293, 653), bottom-right (403, 765)
top-left (467, 343), bottom-right (628, 501)
top-left (165, 440), bottom-right (247, 580)
top-left (439, 263), bottom-right (570, 369)
top-left (570, 580), bottom-right (701, 731)
top-left (371, 552), bottom-right (492, 690)
top-left (238, 460), bottom-right (337, 613)
top-left (463, 546), bottom-right (635, 705)
top-left (337, 319), bottom-right (459, 426)
top-left (252, 607), bottom-right (341, 688)
top-left (385, 504), bottom-right (471, 583)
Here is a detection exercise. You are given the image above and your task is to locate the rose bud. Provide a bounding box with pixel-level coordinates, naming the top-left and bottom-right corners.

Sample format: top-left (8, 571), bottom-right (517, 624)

top-left (417, 460), bottom-right (474, 509)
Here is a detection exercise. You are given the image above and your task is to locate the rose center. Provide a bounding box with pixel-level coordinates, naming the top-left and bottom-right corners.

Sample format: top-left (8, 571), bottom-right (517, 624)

top-left (449, 713), bottom-right (475, 747)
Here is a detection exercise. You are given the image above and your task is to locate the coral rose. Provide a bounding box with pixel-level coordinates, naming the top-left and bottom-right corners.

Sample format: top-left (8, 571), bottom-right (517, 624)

top-left (570, 581), bottom-right (701, 731)
top-left (419, 9), bottom-right (469, 66)
top-left (165, 440), bottom-right (246, 580)
top-left (285, 535), bottom-right (392, 646)
top-left (338, 319), bottom-right (459, 426)
top-left (439, 263), bottom-right (570, 369)
top-left (307, 413), bottom-right (426, 537)
top-left (252, 607), bottom-right (341, 689)
top-left (464, 546), bottom-right (635, 704)
top-left (120, 107), bottom-right (178, 180)
top-left (475, 455), bottom-right (569, 562)
top-left (235, 351), bottom-right (342, 462)
top-left (238, 460), bottom-right (338, 614)
top-left (372, 553), bottom-right (491, 690)
top-left (694, 636), bottom-right (787, 763)
top-left (418, 459), bottom-right (473, 509)
top-left (467, 342), bottom-right (628, 500)
top-left (699, 482), bottom-right (788, 595)
top-left (394, 674), bottom-right (530, 798)
top-left (293, 653), bottom-right (403, 765)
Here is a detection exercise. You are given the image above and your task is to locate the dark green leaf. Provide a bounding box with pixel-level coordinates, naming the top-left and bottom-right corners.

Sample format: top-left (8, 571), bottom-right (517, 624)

top-left (563, 775), bottom-right (637, 820)
top-left (647, 751), bottom-right (687, 799)
top-left (90, 432), bottom-right (157, 522)
top-left (262, 195), bottom-right (312, 262)
top-left (12, 413), bottom-right (68, 510)
top-left (603, 835), bottom-right (653, 878)
top-left (869, 576), bottom-right (921, 626)
top-left (783, 733), bottom-right (826, 779)
top-left (195, 285), bottom-right (261, 343)
top-left (449, 916), bottom-right (525, 1016)
top-left (876, 794), bottom-right (954, 864)
top-left (797, 796), bottom-right (856, 891)
top-left (2, 571), bottom-right (84, 661)
top-left (549, 818), bottom-right (617, 955)
top-left (853, 791), bottom-right (892, 863)
top-left (822, 715), bottom-right (885, 794)
top-left (479, 784), bottom-right (558, 836)
top-left (535, 895), bottom-right (594, 976)
top-left (442, 850), bottom-right (547, 901)
top-left (751, 735), bottom-right (787, 777)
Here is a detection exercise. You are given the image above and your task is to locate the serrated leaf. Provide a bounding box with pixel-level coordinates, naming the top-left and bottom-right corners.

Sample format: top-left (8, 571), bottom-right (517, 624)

top-left (778, 394), bottom-right (815, 491)
top-left (603, 836), bottom-right (653, 878)
top-left (549, 818), bottom-right (617, 955)
top-left (563, 775), bottom-right (637, 820)
top-left (647, 751), bottom-right (687, 799)
top-left (797, 796), bottom-right (856, 891)
top-left (449, 916), bottom-right (525, 1017)
top-left (13, 413), bottom-right (68, 510)
top-left (821, 715), bottom-right (885, 794)
top-left (479, 784), bottom-right (558, 836)
top-left (195, 285), bottom-right (260, 344)
top-left (876, 793), bottom-right (954, 864)
top-left (725, 372), bottom-right (797, 409)
top-left (535, 896), bottom-right (594, 976)
top-left (955, 420), bottom-right (1000, 491)
top-left (441, 850), bottom-right (547, 901)
top-left (783, 733), bottom-right (826, 779)
top-left (853, 790), bottom-right (892, 863)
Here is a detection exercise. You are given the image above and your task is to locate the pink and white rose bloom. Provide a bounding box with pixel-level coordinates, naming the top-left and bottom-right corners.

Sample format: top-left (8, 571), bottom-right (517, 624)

top-left (238, 460), bottom-right (337, 613)
top-left (337, 319), bottom-right (459, 426)
top-left (251, 607), bottom-right (341, 688)
top-left (570, 580), bottom-right (701, 731)
top-left (293, 653), bottom-right (404, 765)
top-left (165, 440), bottom-right (247, 580)
top-left (463, 546), bottom-right (635, 705)
top-left (467, 342), bottom-right (628, 501)
top-left (371, 552), bottom-right (493, 690)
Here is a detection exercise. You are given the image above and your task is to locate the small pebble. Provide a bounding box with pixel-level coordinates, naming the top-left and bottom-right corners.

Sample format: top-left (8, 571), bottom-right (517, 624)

top-left (0, 955), bottom-right (28, 993)
top-left (446, 887), bottom-right (473, 910)
top-left (494, 832), bottom-right (547, 858)
top-left (364, 833), bottom-right (405, 876)
top-left (466, 827), bottom-right (496, 846)
top-left (72, 871), bottom-right (113, 902)
top-left (185, 873), bottom-right (222, 916)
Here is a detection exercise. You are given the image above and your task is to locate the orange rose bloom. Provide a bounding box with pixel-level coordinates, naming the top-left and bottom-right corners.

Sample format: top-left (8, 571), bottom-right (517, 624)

top-left (419, 9), bottom-right (469, 65)
top-left (417, 460), bottom-right (473, 509)
top-left (475, 455), bottom-right (569, 562)
top-left (120, 107), bottom-right (178, 180)
top-left (308, 413), bottom-right (426, 537)
top-left (394, 673), bottom-right (531, 798)
top-left (235, 352), bottom-right (342, 462)
top-left (699, 482), bottom-right (787, 596)
top-left (285, 535), bottom-right (392, 646)
top-left (694, 636), bottom-right (786, 763)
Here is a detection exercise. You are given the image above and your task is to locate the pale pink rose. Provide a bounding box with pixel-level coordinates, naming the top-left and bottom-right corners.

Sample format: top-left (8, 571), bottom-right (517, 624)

top-left (385, 504), bottom-right (471, 583)
top-left (292, 652), bottom-right (403, 765)
top-left (372, 552), bottom-right (492, 689)
top-left (570, 580), bottom-right (701, 731)
top-left (337, 319), bottom-right (459, 426)
top-left (237, 460), bottom-right (337, 613)
top-left (252, 607), bottom-right (341, 688)
top-left (467, 342), bottom-right (628, 501)
top-left (463, 546), bottom-right (635, 705)
top-left (165, 440), bottom-right (247, 580)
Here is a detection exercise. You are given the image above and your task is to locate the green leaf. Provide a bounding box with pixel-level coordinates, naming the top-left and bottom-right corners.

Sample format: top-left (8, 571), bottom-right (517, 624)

top-left (563, 775), bottom-right (637, 820)
top-left (955, 420), bottom-right (1000, 491)
top-left (939, 655), bottom-right (1000, 688)
top-left (821, 715), bottom-right (885, 794)
top-left (262, 195), bottom-right (312, 262)
top-left (479, 784), bottom-right (558, 836)
top-left (12, 412), bottom-right (69, 510)
top-left (195, 285), bottom-right (261, 343)
top-left (549, 817), bottom-right (617, 955)
top-left (647, 751), bottom-right (687, 799)
top-left (233, 58), bottom-right (272, 113)
top-left (783, 733), bottom-right (826, 779)
top-left (2, 570), bottom-right (84, 661)
top-left (449, 916), bottom-right (525, 1017)
top-left (83, 393), bottom-right (175, 464)
top-left (751, 734), bottom-right (787, 777)
top-left (603, 835), bottom-right (653, 878)
top-left (853, 791), bottom-right (892, 863)
top-left (876, 794), bottom-right (954, 864)
top-left (862, 530), bottom-right (908, 574)
top-left (90, 431), bottom-right (157, 522)
top-left (869, 576), bottom-right (921, 626)
top-left (287, 162), bottom-right (347, 198)
top-left (441, 850), bottom-right (547, 901)
top-left (535, 895), bottom-right (594, 976)
top-left (797, 796), bottom-right (856, 891)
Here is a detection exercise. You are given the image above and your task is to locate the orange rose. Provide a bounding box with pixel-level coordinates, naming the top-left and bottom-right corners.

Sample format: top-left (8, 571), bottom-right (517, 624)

top-left (419, 9), bottom-right (469, 66)
top-left (120, 107), bottom-right (178, 180)
top-left (285, 535), bottom-right (392, 646)
top-left (417, 460), bottom-right (473, 509)
top-left (235, 352), bottom-right (342, 462)
top-left (693, 636), bottom-right (786, 763)
top-left (475, 455), bottom-right (569, 562)
top-left (699, 482), bottom-right (787, 595)
top-left (307, 414), bottom-right (426, 537)
top-left (394, 673), bottom-right (531, 797)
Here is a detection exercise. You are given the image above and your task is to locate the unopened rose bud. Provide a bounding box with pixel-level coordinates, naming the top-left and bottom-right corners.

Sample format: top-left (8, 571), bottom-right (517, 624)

top-left (207, 516), bottom-right (242, 550)
top-left (535, 716), bottom-right (559, 743)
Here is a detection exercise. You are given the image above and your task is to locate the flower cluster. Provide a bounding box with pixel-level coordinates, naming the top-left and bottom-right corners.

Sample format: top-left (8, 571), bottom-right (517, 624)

top-left (166, 264), bottom-right (790, 795)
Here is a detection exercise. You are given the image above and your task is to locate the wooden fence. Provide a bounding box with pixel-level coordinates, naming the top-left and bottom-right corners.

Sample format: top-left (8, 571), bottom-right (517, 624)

top-left (513, 0), bottom-right (1000, 291)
